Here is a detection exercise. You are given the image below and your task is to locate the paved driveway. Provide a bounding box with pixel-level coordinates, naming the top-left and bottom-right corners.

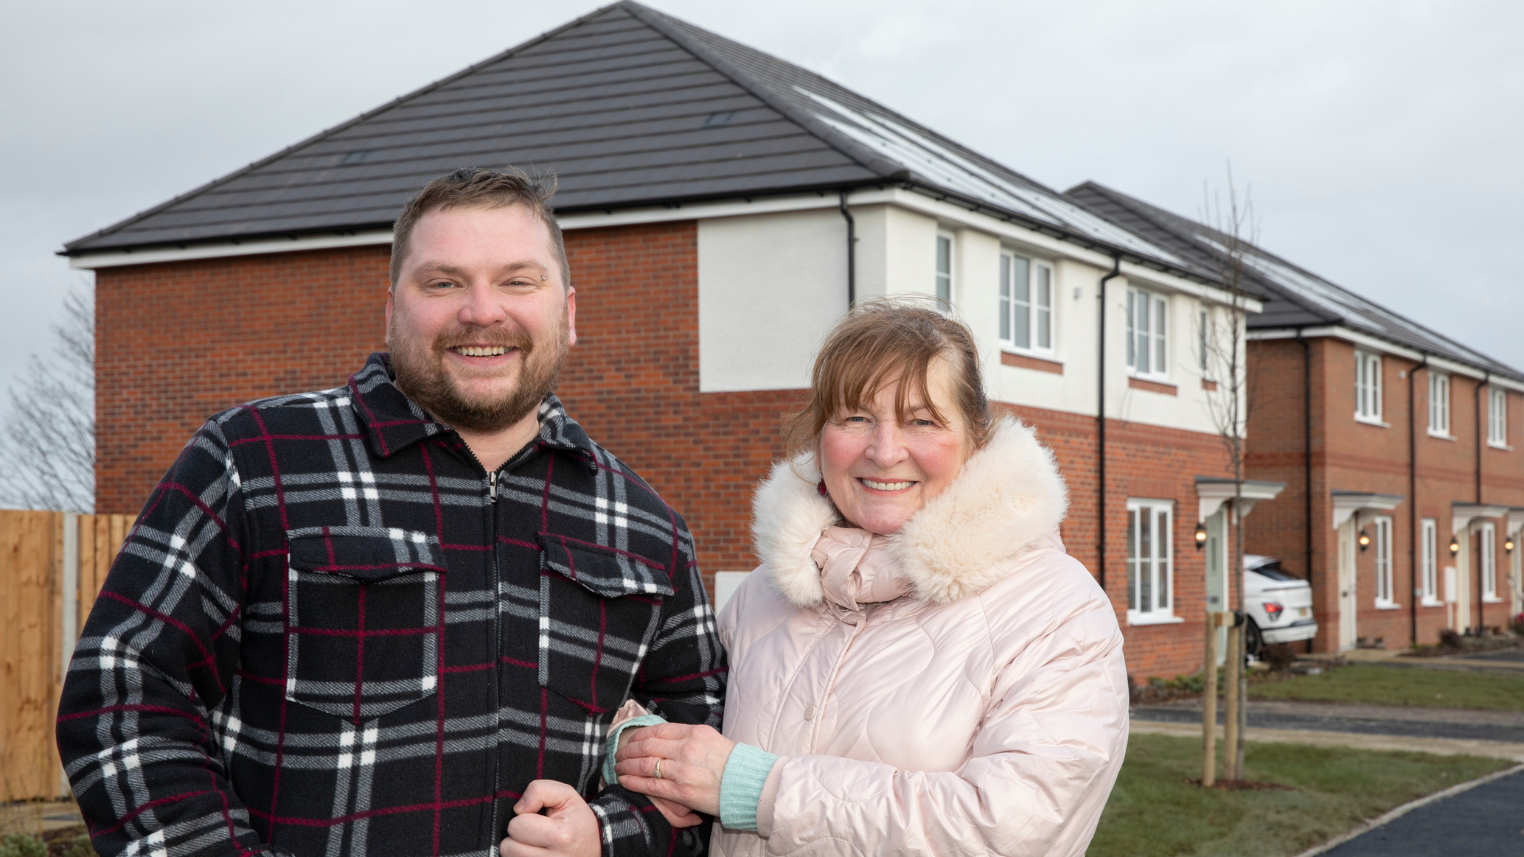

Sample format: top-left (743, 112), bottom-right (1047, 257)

top-left (1318, 767), bottom-right (1524, 856)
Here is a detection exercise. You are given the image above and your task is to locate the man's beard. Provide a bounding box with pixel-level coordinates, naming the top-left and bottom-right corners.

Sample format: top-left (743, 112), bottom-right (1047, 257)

top-left (387, 309), bottom-right (570, 434)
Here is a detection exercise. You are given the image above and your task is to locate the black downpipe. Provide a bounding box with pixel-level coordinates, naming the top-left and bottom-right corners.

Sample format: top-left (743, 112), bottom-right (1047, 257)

top-left (1300, 332), bottom-right (1315, 653)
top-left (1409, 355), bottom-right (1428, 646)
top-left (1097, 257), bottom-right (1123, 593)
top-left (1476, 370), bottom-right (1490, 631)
top-left (839, 191), bottom-right (856, 309)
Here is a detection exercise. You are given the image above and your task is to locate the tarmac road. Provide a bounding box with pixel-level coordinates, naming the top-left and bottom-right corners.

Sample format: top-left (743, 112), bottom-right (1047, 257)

top-left (1317, 766), bottom-right (1524, 856)
top-left (1130, 698), bottom-right (1524, 744)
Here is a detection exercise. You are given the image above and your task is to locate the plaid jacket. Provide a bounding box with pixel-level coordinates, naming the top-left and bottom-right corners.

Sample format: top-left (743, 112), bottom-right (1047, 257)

top-left (57, 354), bottom-right (726, 857)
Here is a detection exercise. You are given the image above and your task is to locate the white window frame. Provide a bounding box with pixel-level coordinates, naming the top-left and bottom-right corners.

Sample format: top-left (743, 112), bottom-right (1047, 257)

top-left (1355, 350), bottom-right (1383, 423)
top-left (1126, 288), bottom-right (1169, 380)
top-left (1482, 522), bottom-right (1499, 600)
top-left (935, 232), bottom-right (954, 311)
top-left (1374, 516), bottom-right (1395, 607)
top-left (1420, 519), bottom-right (1440, 605)
top-left (1489, 386), bottom-right (1508, 448)
top-left (999, 252), bottom-right (1055, 356)
top-left (1198, 308), bottom-right (1213, 381)
top-left (1126, 499), bottom-right (1178, 624)
top-left (1428, 372), bottom-right (1451, 437)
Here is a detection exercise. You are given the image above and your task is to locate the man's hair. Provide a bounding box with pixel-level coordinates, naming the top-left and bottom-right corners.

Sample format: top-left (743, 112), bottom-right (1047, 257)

top-left (783, 299), bottom-right (993, 458)
top-left (389, 166), bottom-right (569, 289)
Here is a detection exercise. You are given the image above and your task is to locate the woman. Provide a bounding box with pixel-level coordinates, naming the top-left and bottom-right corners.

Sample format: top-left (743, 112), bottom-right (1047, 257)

top-left (613, 303), bottom-right (1128, 856)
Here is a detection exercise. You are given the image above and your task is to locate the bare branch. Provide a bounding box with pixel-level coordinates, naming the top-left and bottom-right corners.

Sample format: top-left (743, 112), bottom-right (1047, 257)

top-left (0, 284), bottom-right (95, 512)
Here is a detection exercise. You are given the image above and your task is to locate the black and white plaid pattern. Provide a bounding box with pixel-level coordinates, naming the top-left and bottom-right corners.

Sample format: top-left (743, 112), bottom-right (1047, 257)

top-left (57, 353), bottom-right (726, 857)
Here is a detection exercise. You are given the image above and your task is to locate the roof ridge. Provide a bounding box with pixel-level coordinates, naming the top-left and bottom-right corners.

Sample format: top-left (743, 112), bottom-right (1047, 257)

top-left (63, 2), bottom-right (631, 253)
top-left (618, 1), bottom-right (908, 183)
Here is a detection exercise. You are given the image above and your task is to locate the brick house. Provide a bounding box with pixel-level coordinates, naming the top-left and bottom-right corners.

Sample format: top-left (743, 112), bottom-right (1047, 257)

top-left (1070, 182), bottom-right (1524, 651)
top-left (66, 1), bottom-right (1274, 681)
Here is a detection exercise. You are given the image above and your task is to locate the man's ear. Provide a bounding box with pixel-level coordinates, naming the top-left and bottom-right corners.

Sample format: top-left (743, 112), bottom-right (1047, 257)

top-left (566, 287), bottom-right (577, 347)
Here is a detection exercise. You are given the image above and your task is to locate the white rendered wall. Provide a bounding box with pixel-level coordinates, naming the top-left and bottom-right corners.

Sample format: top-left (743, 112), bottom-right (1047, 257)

top-left (697, 208), bottom-right (849, 393)
top-left (697, 200), bottom-right (1247, 438)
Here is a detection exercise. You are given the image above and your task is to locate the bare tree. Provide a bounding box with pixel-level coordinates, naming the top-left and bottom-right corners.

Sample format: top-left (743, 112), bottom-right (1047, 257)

top-left (1197, 166), bottom-right (1259, 778)
top-left (0, 286), bottom-right (95, 512)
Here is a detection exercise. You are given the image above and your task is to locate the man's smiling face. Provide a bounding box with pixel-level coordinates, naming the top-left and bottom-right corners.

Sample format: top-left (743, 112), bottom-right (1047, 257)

top-left (385, 203), bottom-right (576, 434)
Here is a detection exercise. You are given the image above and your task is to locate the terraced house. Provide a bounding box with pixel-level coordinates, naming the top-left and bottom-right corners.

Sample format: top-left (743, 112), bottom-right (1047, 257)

top-left (1071, 183), bottom-right (1524, 653)
top-left (77, 0), bottom-right (1449, 684)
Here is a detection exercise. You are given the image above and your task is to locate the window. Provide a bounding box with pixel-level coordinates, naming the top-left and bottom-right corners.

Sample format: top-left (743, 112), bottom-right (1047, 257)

top-left (1374, 516), bottom-right (1394, 606)
top-left (1355, 351), bottom-right (1382, 422)
top-left (1482, 522), bottom-right (1497, 599)
top-left (1490, 387), bottom-right (1508, 447)
top-left (999, 252), bottom-right (1054, 353)
top-left (1126, 499), bottom-right (1173, 622)
top-left (1126, 289), bottom-right (1168, 378)
top-left (935, 233), bottom-right (953, 310)
top-left (1428, 372), bottom-right (1450, 436)
top-left (1420, 519), bottom-right (1438, 604)
top-left (1198, 309), bottom-right (1211, 378)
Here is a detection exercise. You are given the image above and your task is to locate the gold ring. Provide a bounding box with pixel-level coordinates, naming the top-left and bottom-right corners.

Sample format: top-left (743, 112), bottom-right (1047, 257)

top-left (653, 759), bottom-right (663, 779)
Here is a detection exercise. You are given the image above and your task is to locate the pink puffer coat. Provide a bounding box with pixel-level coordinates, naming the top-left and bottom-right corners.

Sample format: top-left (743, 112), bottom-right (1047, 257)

top-left (714, 418), bottom-right (1128, 857)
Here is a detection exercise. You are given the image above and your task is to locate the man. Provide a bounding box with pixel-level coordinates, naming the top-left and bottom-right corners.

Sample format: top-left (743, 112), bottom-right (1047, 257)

top-left (57, 168), bottom-right (726, 857)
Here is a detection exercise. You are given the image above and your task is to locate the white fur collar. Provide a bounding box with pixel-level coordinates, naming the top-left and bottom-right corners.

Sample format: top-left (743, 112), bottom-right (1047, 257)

top-left (751, 416), bottom-right (1069, 607)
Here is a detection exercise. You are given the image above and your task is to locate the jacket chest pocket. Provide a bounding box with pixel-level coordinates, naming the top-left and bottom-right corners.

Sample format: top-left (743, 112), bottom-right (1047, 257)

top-left (536, 533), bottom-right (676, 714)
top-left (285, 527), bottom-right (446, 722)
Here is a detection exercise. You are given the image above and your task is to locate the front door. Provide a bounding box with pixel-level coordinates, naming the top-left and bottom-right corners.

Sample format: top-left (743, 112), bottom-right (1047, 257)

top-left (1456, 529), bottom-right (1472, 633)
top-left (1337, 519), bottom-right (1357, 650)
top-left (1205, 509), bottom-right (1228, 664)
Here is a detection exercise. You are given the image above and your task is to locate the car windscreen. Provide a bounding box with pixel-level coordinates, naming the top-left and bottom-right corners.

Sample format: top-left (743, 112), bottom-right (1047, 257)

top-left (1249, 562), bottom-right (1300, 582)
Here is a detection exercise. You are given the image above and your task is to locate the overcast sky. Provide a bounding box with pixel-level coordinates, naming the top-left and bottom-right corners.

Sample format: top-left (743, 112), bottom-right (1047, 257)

top-left (3, 0), bottom-right (1521, 416)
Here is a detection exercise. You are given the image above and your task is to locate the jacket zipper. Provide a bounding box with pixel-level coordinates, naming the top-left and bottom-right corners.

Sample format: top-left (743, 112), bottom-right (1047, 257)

top-left (484, 466), bottom-right (504, 845)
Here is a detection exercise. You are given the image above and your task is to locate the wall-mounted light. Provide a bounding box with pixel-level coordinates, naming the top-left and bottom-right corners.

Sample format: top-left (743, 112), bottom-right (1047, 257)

top-left (1506, 536), bottom-right (1516, 554)
top-left (1449, 535), bottom-right (1461, 556)
top-left (1358, 527), bottom-right (1371, 552)
top-left (1194, 522), bottom-right (1208, 550)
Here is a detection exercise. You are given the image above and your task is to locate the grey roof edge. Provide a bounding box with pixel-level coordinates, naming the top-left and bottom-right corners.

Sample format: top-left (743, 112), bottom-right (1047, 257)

top-left (1068, 180), bottom-right (1524, 381)
top-left (618, 2), bottom-right (909, 182)
top-left (60, 3), bottom-right (630, 256)
top-left (1067, 181), bottom-right (1292, 307)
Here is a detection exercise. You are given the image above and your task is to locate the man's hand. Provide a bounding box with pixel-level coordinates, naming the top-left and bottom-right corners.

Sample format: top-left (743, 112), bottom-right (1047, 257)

top-left (614, 723), bottom-right (735, 817)
top-left (500, 780), bottom-right (601, 857)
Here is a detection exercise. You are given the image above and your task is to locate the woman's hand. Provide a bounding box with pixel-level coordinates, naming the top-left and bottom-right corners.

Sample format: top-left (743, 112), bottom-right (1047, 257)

top-left (614, 723), bottom-right (735, 817)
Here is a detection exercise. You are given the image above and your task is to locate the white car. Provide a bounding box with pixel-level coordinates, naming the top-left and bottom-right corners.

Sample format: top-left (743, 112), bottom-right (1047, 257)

top-left (1243, 555), bottom-right (1317, 655)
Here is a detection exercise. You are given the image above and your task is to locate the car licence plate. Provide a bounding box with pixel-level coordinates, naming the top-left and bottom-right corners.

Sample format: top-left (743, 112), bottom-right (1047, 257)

top-left (1298, 608), bottom-right (1310, 618)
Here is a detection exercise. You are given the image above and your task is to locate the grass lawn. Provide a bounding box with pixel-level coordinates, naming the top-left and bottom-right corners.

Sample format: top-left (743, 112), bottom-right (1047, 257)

top-left (1248, 664), bottom-right (1524, 711)
top-left (1088, 733), bottom-right (1511, 857)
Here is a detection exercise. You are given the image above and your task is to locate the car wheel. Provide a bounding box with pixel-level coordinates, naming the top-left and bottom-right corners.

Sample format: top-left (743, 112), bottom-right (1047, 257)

top-left (1246, 619), bottom-right (1264, 659)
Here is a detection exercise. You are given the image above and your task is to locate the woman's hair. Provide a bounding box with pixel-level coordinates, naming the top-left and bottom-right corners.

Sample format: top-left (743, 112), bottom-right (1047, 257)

top-left (782, 300), bottom-right (993, 458)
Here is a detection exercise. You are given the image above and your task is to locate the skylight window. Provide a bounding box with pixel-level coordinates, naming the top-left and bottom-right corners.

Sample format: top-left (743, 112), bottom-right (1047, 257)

top-left (702, 112), bottom-right (734, 127)
top-left (339, 151), bottom-right (370, 165)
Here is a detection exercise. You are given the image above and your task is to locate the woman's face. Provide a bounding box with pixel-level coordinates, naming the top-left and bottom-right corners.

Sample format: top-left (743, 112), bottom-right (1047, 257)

top-left (819, 357), bottom-right (971, 535)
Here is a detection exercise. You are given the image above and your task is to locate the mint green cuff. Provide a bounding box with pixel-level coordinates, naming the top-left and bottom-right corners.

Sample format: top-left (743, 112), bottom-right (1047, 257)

top-left (718, 743), bottom-right (779, 832)
top-left (603, 714), bottom-right (666, 786)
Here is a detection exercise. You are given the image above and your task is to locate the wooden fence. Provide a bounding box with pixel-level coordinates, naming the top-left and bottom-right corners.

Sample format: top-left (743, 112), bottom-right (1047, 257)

top-left (1, 511), bottom-right (129, 801)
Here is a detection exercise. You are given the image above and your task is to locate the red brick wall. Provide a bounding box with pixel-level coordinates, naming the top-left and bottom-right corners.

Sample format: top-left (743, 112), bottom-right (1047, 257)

top-left (95, 223), bottom-right (805, 596)
top-left (1245, 337), bottom-right (1524, 651)
top-left (96, 223), bottom-right (1242, 684)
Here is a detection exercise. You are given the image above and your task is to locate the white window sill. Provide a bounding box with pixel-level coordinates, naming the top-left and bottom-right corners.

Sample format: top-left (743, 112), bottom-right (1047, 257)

top-left (1428, 431), bottom-right (1456, 441)
top-left (1002, 344), bottom-right (1058, 360)
top-left (1420, 597), bottom-right (1445, 607)
top-left (1127, 612), bottom-right (1185, 627)
top-left (1355, 415), bottom-right (1390, 428)
top-left (1483, 596), bottom-right (1505, 603)
top-left (1489, 441), bottom-right (1512, 451)
top-left (1375, 601), bottom-right (1402, 610)
top-left (1128, 373), bottom-right (1172, 383)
